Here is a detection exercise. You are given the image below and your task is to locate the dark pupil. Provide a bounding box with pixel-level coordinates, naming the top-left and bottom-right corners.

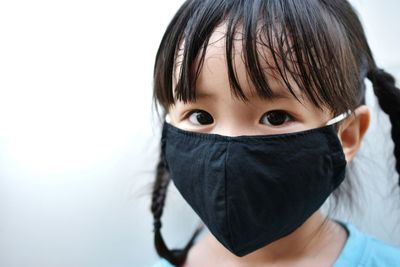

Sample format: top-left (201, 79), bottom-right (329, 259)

top-left (197, 112), bottom-right (214, 124)
top-left (266, 111), bottom-right (286, 125)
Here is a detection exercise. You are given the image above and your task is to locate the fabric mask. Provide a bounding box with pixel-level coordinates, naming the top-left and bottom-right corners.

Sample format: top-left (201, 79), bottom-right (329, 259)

top-left (161, 113), bottom-right (348, 257)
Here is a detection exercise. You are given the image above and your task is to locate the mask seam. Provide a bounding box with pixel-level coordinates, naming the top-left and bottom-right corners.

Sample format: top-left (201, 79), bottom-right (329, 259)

top-left (224, 140), bottom-right (235, 250)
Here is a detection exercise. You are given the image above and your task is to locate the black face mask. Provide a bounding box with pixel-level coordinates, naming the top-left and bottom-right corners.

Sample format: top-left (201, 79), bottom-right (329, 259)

top-left (161, 117), bottom-right (347, 257)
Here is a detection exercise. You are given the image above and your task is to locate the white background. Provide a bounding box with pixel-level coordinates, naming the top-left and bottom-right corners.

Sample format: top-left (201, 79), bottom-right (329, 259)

top-left (0, 1), bottom-right (399, 267)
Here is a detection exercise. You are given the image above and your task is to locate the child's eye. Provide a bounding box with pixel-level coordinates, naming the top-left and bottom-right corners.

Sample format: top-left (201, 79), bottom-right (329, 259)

top-left (260, 110), bottom-right (293, 126)
top-left (187, 110), bottom-right (214, 125)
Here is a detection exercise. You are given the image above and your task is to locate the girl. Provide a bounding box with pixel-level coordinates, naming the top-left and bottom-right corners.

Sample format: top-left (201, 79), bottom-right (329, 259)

top-left (150, 0), bottom-right (400, 266)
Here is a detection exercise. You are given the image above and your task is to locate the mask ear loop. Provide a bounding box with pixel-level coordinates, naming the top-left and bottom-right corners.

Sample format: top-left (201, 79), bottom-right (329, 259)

top-left (326, 110), bottom-right (351, 126)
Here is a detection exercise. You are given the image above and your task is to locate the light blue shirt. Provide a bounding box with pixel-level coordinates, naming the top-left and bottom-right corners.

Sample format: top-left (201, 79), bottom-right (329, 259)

top-left (152, 223), bottom-right (400, 267)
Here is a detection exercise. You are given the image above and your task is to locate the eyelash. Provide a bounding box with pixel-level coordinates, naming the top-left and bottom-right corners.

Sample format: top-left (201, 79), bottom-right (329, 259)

top-left (183, 109), bottom-right (296, 127)
top-left (183, 109), bottom-right (214, 126)
top-left (259, 110), bottom-right (295, 127)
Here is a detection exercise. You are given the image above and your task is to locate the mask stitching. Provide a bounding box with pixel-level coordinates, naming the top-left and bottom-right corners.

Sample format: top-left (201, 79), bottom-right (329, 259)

top-left (224, 140), bottom-right (235, 251)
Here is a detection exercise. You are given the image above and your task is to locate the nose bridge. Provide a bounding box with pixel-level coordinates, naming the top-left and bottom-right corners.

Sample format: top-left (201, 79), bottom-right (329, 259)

top-left (212, 116), bottom-right (257, 137)
top-left (213, 124), bottom-right (243, 137)
top-left (211, 96), bottom-right (259, 137)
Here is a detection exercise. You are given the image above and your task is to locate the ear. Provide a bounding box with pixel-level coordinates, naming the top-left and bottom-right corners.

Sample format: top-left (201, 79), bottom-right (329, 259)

top-left (338, 105), bottom-right (370, 162)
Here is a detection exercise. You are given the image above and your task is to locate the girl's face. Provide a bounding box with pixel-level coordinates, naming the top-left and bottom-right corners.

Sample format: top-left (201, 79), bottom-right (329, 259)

top-left (168, 27), bottom-right (333, 137)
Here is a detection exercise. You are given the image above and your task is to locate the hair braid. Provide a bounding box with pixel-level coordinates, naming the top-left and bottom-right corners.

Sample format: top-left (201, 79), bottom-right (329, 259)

top-left (151, 148), bottom-right (203, 266)
top-left (367, 68), bottom-right (400, 184)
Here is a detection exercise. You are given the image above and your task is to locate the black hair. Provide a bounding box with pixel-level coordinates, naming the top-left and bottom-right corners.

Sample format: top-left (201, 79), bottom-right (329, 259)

top-left (150, 0), bottom-right (400, 265)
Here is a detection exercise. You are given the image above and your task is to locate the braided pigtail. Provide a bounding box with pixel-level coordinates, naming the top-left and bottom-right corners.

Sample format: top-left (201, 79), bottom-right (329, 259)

top-left (367, 69), bottom-right (400, 184)
top-left (151, 146), bottom-right (203, 266)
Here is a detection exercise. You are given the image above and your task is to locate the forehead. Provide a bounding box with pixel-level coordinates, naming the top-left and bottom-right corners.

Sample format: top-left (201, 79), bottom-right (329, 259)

top-left (174, 23), bottom-right (304, 102)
